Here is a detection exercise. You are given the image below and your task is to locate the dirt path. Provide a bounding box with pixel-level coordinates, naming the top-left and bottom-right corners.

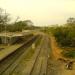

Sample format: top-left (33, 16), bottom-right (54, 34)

top-left (48, 35), bottom-right (75, 75)
top-left (50, 35), bottom-right (62, 60)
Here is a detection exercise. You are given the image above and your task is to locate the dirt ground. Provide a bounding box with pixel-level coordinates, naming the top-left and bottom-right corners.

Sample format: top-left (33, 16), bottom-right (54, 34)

top-left (50, 36), bottom-right (62, 60)
top-left (47, 35), bottom-right (75, 75)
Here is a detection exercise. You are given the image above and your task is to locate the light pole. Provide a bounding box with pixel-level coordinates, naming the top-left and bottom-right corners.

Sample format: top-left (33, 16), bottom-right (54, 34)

top-left (4, 10), bottom-right (7, 44)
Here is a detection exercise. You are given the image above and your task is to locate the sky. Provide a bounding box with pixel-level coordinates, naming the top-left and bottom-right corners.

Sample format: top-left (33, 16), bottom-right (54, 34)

top-left (0, 0), bottom-right (75, 26)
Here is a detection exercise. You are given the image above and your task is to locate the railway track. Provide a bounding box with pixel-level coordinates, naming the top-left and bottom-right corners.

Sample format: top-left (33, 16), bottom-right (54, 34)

top-left (11, 35), bottom-right (44, 75)
top-left (10, 35), bottom-right (51, 75)
top-left (0, 34), bottom-right (51, 75)
top-left (0, 34), bottom-right (34, 61)
top-left (30, 36), bottom-right (50, 75)
top-left (0, 34), bottom-right (41, 75)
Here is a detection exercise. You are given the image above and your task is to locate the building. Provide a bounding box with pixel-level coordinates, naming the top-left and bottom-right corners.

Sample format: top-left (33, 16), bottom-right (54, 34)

top-left (0, 32), bottom-right (23, 45)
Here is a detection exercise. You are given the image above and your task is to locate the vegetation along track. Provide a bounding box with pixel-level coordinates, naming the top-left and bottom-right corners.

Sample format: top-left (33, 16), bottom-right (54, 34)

top-left (0, 34), bottom-right (41, 75)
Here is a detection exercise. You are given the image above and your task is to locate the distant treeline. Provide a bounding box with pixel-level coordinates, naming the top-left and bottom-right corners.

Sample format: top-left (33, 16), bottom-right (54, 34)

top-left (0, 21), bottom-right (37, 32)
top-left (43, 17), bottom-right (75, 47)
top-left (0, 8), bottom-right (39, 32)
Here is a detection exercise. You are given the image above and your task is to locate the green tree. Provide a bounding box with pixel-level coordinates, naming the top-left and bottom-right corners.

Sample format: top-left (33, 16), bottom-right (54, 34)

top-left (67, 17), bottom-right (75, 26)
top-left (0, 8), bottom-right (10, 32)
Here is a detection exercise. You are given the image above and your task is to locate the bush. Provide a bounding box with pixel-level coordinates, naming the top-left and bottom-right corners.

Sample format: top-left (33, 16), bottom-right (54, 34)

top-left (62, 50), bottom-right (75, 58)
top-left (52, 26), bottom-right (75, 47)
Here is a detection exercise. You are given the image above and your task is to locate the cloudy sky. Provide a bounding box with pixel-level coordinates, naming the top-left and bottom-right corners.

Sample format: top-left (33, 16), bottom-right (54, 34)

top-left (0, 0), bottom-right (75, 26)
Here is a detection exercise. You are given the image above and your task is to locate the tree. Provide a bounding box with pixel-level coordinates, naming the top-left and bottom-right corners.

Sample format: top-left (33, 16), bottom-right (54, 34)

top-left (67, 17), bottom-right (75, 26)
top-left (0, 8), bottom-right (10, 32)
top-left (24, 20), bottom-right (34, 26)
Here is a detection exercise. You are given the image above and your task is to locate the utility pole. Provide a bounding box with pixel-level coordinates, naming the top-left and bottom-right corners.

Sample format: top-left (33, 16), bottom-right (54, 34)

top-left (4, 10), bottom-right (7, 44)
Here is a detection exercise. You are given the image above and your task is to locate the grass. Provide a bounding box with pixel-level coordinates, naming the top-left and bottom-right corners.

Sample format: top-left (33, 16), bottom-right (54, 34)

top-left (62, 50), bottom-right (75, 58)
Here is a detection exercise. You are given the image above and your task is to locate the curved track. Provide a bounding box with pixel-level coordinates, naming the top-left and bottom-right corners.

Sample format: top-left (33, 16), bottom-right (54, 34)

top-left (0, 35), bottom-right (40, 75)
top-left (0, 34), bottom-right (51, 75)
